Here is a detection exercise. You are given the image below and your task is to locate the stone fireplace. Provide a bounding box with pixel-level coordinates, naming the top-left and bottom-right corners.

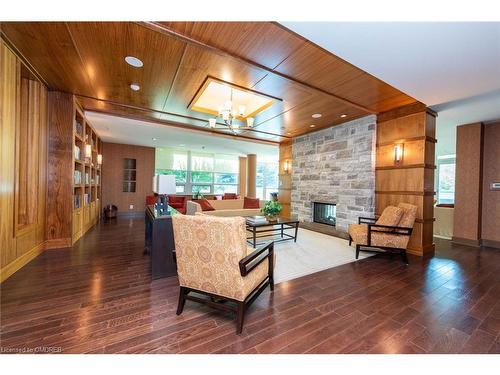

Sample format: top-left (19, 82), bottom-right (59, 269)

top-left (291, 115), bottom-right (376, 237)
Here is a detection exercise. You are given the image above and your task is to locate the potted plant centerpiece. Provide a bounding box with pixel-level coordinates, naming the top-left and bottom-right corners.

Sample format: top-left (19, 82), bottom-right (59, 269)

top-left (261, 200), bottom-right (282, 221)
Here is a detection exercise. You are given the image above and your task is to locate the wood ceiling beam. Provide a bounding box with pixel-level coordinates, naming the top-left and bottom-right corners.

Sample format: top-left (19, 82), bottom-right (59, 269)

top-left (75, 94), bottom-right (288, 142)
top-left (137, 21), bottom-right (376, 115)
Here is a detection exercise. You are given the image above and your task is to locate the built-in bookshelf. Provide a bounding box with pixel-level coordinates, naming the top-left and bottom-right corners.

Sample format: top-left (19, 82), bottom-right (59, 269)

top-left (72, 99), bottom-right (102, 244)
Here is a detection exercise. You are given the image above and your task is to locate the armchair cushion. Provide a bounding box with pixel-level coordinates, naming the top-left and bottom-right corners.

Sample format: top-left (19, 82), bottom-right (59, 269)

top-left (348, 224), bottom-right (410, 249)
top-left (397, 203), bottom-right (418, 228)
top-left (172, 215), bottom-right (270, 301)
top-left (376, 206), bottom-right (404, 227)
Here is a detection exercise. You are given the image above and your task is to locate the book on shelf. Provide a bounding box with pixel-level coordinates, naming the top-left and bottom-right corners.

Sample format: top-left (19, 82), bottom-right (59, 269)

top-left (74, 145), bottom-right (81, 160)
top-left (96, 175), bottom-right (100, 185)
top-left (85, 172), bottom-right (89, 185)
top-left (84, 193), bottom-right (90, 205)
top-left (75, 120), bottom-right (83, 137)
top-left (73, 195), bottom-right (81, 209)
top-left (73, 170), bottom-right (82, 185)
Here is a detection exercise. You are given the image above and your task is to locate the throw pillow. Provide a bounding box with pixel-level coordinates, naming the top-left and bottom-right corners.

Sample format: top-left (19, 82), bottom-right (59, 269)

top-left (194, 198), bottom-right (215, 211)
top-left (397, 203), bottom-right (418, 228)
top-left (243, 197), bottom-right (260, 209)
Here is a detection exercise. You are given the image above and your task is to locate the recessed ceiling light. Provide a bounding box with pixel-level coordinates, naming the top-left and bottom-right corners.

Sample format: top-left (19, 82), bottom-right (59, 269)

top-left (312, 113), bottom-right (322, 118)
top-left (310, 124), bottom-right (316, 128)
top-left (130, 83), bottom-right (140, 91)
top-left (125, 56), bottom-right (143, 68)
top-left (152, 138), bottom-right (157, 141)
top-left (287, 132), bottom-right (292, 135)
top-left (340, 114), bottom-right (347, 118)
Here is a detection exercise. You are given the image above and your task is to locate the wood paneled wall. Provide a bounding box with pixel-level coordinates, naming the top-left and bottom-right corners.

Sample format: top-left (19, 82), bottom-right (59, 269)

top-left (452, 123), bottom-right (484, 246)
top-left (481, 121), bottom-right (500, 246)
top-left (376, 106), bottom-right (436, 256)
top-left (101, 142), bottom-right (155, 214)
top-left (279, 141), bottom-right (292, 217)
top-left (452, 121), bottom-right (500, 248)
top-left (1, 40), bottom-right (48, 282)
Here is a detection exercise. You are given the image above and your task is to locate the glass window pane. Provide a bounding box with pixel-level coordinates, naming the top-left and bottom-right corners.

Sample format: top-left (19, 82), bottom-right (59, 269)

top-left (214, 172), bottom-right (238, 184)
top-left (176, 185), bottom-right (185, 193)
top-left (256, 172), bottom-right (264, 187)
top-left (155, 169), bottom-right (187, 184)
top-left (214, 154), bottom-right (239, 173)
top-left (438, 163), bottom-right (455, 204)
top-left (191, 171), bottom-right (213, 183)
top-left (214, 185), bottom-right (238, 194)
top-left (191, 152), bottom-right (214, 172)
top-left (192, 185), bottom-right (211, 194)
top-left (155, 148), bottom-right (188, 170)
top-left (256, 187), bottom-right (264, 200)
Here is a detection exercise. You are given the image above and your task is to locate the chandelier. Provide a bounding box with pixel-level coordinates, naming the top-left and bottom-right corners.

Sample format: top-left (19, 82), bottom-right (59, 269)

top-left (207, 88), bottom-right (255, 133)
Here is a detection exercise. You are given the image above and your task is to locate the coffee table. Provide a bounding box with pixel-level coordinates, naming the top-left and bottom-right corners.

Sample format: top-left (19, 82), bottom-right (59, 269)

top-left (246, 216), bottom-right (299, 248)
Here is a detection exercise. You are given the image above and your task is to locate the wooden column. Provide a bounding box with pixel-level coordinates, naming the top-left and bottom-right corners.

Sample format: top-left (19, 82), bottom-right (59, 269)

top-left (376, 104), bottom-right (436, 256)
top-left (246, 154), bottom-right (257, 198)
top-left (238, 156), bottom-right (247, 197)
top-left (279, 141), bottom-right (292, 216)
top-left (46, 91), bottom-right (74, 248)
top-left (452, 123), bottom-right (484, 246)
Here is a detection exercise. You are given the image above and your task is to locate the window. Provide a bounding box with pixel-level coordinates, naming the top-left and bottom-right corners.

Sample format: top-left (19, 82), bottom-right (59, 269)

top-left (437, 155), bottom-right (456, 204)
top-left (155, 148), bottom-right (239, 195)
top-left (256, 161), bottom-right (279, 200)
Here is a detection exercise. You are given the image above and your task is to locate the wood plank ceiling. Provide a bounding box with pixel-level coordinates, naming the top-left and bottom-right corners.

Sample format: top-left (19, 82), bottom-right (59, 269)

top-left (0, 21), bottom-right (421, 143)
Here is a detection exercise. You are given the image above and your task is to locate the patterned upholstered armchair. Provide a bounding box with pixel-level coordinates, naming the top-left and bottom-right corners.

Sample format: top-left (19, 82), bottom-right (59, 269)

top-left (348, 203), bottom-right (417, 264)
top-left (171, 214), bottom-right (274, 334)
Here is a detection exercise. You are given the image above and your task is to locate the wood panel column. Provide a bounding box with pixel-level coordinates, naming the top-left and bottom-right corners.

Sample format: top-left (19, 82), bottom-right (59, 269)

top-left (246, 154), bottom-right (257, 198)
top-left (376, 104), bottom-right (437, 257)
top-left (452, 122), bottom-right (484, 246)
top-left (279, 140), bottom-right (292, 216)
top-left (46, 91), bottom-right (74, 248)
top-left (238, 156), bottom-right (247, 197)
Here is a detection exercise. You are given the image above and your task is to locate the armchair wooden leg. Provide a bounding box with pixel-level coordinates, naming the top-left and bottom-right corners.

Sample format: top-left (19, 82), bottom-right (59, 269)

top-left (349, 236), bottom-right (352, 246)
top-left (236, 301), bottom-right (246, 334)
top-left (176, 286), bottom-right (187, 315)
top-left (401, 250), bottom-right (409, 265)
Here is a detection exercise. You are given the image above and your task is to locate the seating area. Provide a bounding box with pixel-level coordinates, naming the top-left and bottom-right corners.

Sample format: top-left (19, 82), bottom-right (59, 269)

top-left (1, 13), bottom-right (499, 368)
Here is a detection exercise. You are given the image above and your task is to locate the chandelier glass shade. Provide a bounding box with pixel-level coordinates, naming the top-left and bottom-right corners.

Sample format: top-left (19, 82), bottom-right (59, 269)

top-left (207, 88), bottom-right (255, 133)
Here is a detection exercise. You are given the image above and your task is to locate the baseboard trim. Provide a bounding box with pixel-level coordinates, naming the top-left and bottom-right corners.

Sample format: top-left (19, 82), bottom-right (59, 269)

top-left (481, 239), bottom-right (500, 249)
top-left (407, 243), bottom-right (435, 257)
top-left (116, 211), bottom-right (144, 218)
top-left (45, 238), bottom-right (72, 250)
top-left (1, 237), bottom-right (72, 283)
top-left (452, 236), bottom-right (481, 248)
top-left (0, 241), bottom-right (46, 283)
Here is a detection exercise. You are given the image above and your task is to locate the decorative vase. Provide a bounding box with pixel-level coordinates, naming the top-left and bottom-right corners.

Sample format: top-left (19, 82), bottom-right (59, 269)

top-left (266, 214), bottom-right (277, 221)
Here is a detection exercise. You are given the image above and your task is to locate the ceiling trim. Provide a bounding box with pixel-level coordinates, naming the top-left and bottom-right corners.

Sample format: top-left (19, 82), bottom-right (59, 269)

top-left (76, 94), bottom-right (288, 142)
top-left (137, 21), bottom-right (376, 115)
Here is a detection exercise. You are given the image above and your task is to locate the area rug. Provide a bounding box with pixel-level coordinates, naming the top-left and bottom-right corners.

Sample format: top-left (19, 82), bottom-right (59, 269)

top-left (261, 228), bottom-right (373, 284)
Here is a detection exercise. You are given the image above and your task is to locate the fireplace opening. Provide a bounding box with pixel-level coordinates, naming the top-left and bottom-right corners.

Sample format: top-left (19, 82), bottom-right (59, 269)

top-left (313, 202), bottom-right (336, 227)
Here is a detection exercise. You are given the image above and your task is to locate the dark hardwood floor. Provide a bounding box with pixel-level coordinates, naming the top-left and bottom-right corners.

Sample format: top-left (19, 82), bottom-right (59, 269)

top-left (1, 217), bottom-right (499, 354)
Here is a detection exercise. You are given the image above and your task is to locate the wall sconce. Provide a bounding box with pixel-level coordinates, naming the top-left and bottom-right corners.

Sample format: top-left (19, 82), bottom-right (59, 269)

top-left (283, 160), bottom-right (291, 174)
top-left (97, 154), bottom-right (103, 165)
top-left (394, 144), bottom-right (404, 164)
top-left (84, 144), bottom-right (92, 159)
